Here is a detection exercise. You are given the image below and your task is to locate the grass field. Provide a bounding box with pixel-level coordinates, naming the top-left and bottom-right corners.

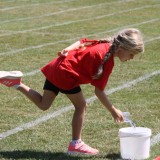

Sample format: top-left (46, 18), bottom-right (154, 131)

top-left (0, 0), bottom-right (160, 159)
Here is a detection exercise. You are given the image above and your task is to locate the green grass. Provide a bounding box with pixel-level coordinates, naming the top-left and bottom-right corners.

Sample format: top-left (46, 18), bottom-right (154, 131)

top-left (0, 0), bottom-right (160, 159)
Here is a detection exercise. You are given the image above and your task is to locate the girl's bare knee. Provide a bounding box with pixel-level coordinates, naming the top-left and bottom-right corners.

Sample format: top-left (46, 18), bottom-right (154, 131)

top-left (75, 102), bottom-right (87, 112)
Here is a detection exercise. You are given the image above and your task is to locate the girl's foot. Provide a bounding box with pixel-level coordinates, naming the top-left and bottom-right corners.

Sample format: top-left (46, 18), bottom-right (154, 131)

top-left (67, 141), bottom-right (99, 155)
top-left (0, 71), bottom-right (23, 88)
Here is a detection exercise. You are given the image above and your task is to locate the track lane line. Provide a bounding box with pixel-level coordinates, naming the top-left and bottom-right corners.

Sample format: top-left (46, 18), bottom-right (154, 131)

top-left (0, 18), bottom-right (159, 56)
top-left (0, 4), bottom-right (159, 37)
top-left (0, 0), bottom-right (134, 24)
top-left (0, 0), bottom-right (79, 11)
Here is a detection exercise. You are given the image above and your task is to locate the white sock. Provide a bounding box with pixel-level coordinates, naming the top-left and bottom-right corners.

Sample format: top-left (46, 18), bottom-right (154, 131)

top-left (71, 139), bottom-right (82, 146)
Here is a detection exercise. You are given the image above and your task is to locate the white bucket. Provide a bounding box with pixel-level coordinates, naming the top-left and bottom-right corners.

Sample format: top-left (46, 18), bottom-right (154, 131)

top-left (119, 127), bottom-right (152, 160)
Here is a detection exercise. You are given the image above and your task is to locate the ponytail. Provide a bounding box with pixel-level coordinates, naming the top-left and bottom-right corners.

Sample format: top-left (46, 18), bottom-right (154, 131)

top-left (92, 39), bottom-right (119, 79)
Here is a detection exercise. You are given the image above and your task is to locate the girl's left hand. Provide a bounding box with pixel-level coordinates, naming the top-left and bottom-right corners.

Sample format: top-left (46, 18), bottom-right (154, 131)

top-left (57, 50), bottom-right (68, 57)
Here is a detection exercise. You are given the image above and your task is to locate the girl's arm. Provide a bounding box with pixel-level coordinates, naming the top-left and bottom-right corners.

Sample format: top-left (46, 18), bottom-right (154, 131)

top-left (95, 87), bottom-right (124, 123)
top-left (64, 41), bottom-right (81, 51)
top-left (58, 41), bottom-right (81, 57)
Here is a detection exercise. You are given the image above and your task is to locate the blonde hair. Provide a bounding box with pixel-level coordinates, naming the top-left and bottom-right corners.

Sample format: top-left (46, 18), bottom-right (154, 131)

top-left (93, 28), bottom-right (144, 79)
top-left (115, 28), bottom-right (144, 53)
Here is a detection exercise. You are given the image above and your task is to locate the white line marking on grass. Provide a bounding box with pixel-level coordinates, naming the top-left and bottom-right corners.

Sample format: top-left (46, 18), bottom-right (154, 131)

top-left (23, 69), bottom-right (40, 77)
top-left (0, 106), bottom-right (73, 140)
top-left (0, 0), bottom-right (134, 24)
top-left (0, 18), bottom-right (159, 56)
top-left (1, 0), bottom-right (15, 2)
top-left (0, 70), bottom-right (159, 140)
top-left (0, 4), bottom-right (159, 37)
top-left (0, 0), bottom-right (78, 11)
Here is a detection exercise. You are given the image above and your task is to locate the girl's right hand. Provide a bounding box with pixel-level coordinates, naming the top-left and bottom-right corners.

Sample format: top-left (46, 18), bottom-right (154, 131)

top-left (110, 107), bottom-right (124, 123)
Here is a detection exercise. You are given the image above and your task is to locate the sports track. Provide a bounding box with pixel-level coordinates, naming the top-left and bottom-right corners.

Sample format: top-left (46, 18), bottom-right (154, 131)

top-left (0, 0), bottom-right (160, 150)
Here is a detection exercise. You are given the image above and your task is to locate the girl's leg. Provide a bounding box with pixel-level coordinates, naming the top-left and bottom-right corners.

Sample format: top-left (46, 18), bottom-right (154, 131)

top-left (0, 71), bottom-right (56, 110)
top-left (17, 83), bottom-right (56, 111)
top-left (66, 91), bottom-right (86, 140)
top-left (66, 91), bottom-right (99, 155)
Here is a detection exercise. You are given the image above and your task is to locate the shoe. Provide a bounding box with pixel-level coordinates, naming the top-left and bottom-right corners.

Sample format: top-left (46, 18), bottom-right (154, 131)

top-left (155, 156), bottom-right (160, 160)
top-left (67, 141), bottom-right (99, 155)
top-left (0, 71), bottom-right (23, 87)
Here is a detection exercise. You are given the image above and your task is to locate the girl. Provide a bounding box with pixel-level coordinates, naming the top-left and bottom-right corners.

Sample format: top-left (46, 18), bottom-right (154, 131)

top-left (0, 28), bottom-right (144, 155)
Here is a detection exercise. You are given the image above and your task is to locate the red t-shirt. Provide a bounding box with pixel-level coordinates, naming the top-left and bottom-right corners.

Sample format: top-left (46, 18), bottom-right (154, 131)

top-left (41, 39), bottom-right (114, 90)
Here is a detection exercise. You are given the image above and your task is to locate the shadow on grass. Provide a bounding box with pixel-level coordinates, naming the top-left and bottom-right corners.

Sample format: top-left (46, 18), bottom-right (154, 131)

top-left (0, 150), bottom-right (121, 160)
